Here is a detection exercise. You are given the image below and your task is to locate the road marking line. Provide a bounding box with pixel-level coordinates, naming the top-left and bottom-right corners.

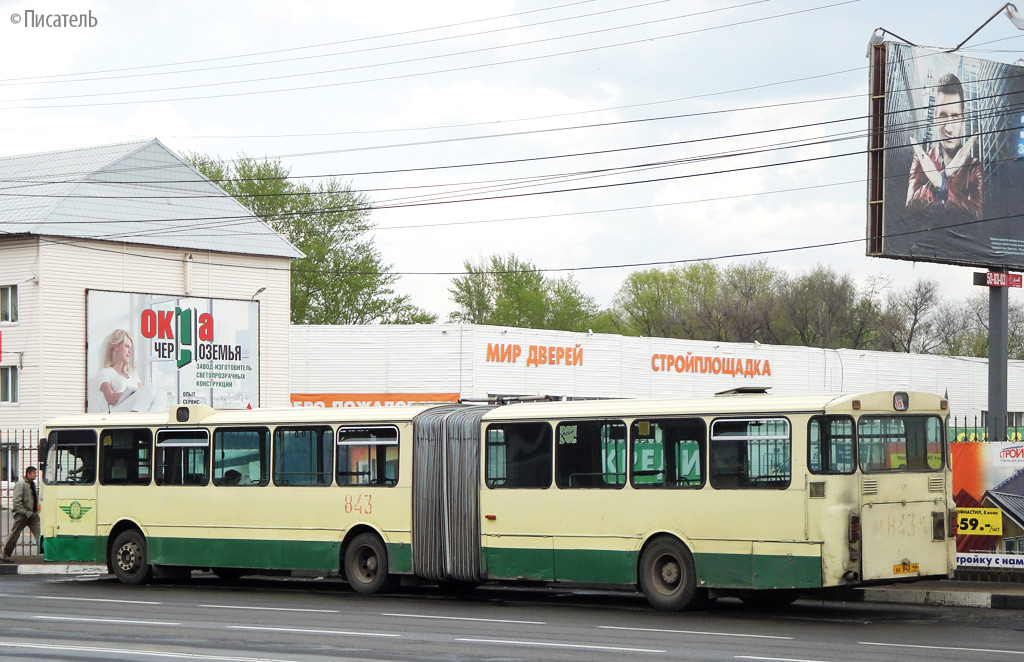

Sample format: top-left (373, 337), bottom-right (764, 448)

top-left (228, 625), bottom-right (399, 638)
top-left (32, 615), bottom-right (181, 626)
top-left (0, 640), bottom-right (298, 661)
top-left (601, 625), bottom-right (793, 640)
top-left (34, 595), bottom-right (162, 605)
top-left (198, 604), bottom-right (338, 613)
top-left (457, 638), bottom-right (665, 653)
top-left (383, 612), bottom-right (545, 625)
top-left (737, 657), bottom-right (831, 662)
top-left (860, 641), bottom-right (1024, 656)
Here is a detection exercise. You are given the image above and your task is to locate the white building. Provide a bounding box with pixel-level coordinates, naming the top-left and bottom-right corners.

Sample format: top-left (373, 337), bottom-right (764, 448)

top-left (0, 140), bottom-right (302, 477)
top-left (290, 324), bottom-right (1013, 428)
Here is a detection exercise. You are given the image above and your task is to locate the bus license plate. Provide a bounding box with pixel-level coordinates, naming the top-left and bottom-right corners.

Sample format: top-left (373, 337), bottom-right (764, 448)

top-left (893, 563), bottom-right (919, 575)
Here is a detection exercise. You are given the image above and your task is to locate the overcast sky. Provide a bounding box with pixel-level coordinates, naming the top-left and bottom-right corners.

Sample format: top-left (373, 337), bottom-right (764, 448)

top-left (1, 0), bottom-right (1021, 319)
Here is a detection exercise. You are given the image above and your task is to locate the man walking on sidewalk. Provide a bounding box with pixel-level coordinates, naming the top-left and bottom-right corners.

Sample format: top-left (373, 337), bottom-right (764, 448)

top-left (2, 466), bottom-right (40, 562)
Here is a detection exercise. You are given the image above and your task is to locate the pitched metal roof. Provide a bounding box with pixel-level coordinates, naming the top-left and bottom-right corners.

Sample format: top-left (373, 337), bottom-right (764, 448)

top-left (984, 468), bottom-right (1024, 531)
top-left (0, 139), bottom-right (302, 259)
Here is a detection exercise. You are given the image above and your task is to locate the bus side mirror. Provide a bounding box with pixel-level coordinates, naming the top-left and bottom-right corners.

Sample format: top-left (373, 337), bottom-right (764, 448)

top-left (37, 438), bottom-right (48, 472)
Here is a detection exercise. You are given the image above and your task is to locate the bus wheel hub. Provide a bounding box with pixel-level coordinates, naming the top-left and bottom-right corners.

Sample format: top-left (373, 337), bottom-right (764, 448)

top-left (661, 561), bottom-right (680, 585)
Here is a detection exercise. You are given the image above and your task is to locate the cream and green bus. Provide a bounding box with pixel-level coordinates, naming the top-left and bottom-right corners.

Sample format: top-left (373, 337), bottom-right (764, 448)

top-left (39, 390), bottom-right (955, 610)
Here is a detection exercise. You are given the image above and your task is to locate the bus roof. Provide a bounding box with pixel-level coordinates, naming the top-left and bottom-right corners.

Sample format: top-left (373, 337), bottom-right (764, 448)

top-left (478, 391), bottom-right (945, 421)
top-left (44, 403), bottom-right (447, 429)
top-left (43, 391), bottom-right (945, 430)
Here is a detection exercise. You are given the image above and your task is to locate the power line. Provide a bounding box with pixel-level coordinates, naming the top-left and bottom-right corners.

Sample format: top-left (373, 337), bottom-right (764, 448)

top-left (0, 1), bottom-right (735, 89)
top-left (8, 208), bottom-right (1022, 279)
top-left (0, 0), bottom-right (603, 84)
top-left (0, 1), bottom-right (858, 111)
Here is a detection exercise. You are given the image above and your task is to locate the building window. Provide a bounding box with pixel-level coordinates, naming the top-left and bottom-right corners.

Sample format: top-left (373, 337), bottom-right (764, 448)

top-left (0, 285), bottom-right (16, 323)
top-left (0, 366), bottom-right (16, 403)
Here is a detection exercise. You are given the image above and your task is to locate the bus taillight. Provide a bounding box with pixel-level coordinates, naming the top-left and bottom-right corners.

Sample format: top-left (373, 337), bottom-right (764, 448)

top-left (932, 512), bottom-right (946, 541)
top-left (849, 513), bottom-right (861, 544)
top-left (949, 508), bottom-right (958, 538)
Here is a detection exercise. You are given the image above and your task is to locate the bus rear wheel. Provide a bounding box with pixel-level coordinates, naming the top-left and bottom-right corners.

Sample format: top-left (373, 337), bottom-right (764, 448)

top-left (344, 533), bottom-right (396, 594)
top-left (639, 537), bottom-right (703, 611)
top-left (110, 530), bottom-right (152, 585)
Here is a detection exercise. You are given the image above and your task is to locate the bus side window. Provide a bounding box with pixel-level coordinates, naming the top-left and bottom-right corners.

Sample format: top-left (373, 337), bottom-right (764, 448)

top-left (630, 418), bottom-right (705, 489)
top-left (808, 416), bottom-right (854, 475)
top-left (213, 427), bottom-right (270, 487)
top-left (710, 418), bottom-right (791, 489)
top-left (44, 429), bottom-right (97, 485)
top-left (555, 420), bottom-right (626, 489)
top-left (99, 428), bottom-right (152, 485)
top-left (155, 429), bottom-right (210, 486)
top-left (485, 422), bottom-right (552, 489)
top-left (274, 426), bottom-right (333, 486)
top-left (337, 426), bottom-right (398, 487)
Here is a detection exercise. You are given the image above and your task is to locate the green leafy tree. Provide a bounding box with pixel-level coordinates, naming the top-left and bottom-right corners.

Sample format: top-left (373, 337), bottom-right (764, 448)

top-left (448, 253), bottom-right (598, 331)
top-left (186, 153), bottom-right (435, 325)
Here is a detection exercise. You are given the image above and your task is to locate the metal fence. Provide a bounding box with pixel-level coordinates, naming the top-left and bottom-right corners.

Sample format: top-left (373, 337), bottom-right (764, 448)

top-left (1, 429), bottom-right (41, 558)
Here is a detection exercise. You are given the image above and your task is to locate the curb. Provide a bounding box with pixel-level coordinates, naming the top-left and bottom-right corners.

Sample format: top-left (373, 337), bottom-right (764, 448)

top-left (0, 563), bottom-right (107, 576)
top-left (814, 586), bottom-right (1024, 610)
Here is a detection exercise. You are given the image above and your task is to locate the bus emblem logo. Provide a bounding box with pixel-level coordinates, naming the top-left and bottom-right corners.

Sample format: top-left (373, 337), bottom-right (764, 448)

top-left (59, 501), bottom-right (92, 521)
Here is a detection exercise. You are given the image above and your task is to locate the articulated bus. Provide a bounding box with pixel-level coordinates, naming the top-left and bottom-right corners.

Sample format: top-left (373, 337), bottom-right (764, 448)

top-left (39, 390), bottom-right (955, 610)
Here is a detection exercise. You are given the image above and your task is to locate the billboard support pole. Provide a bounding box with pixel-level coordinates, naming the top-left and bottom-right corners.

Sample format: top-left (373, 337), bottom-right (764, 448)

top-left (988, 269), bottom-right (1009, 442)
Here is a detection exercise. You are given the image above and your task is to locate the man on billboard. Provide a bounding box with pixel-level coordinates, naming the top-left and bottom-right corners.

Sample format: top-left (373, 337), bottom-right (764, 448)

top-left (906, 73), bottom-right (983, 222)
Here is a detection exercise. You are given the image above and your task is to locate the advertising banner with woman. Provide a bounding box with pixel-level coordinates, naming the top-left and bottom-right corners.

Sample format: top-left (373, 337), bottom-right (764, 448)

top-left (86, 290), bottom-right (259, 413)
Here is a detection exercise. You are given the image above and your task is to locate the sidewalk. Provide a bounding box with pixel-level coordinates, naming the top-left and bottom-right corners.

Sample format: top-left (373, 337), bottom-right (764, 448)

top-left (817, 579), bottom-right (1024, 610)
top-left (3, 558), bottom-right (1023, 609)
top-left (0, 556), bottom-right (106, 576)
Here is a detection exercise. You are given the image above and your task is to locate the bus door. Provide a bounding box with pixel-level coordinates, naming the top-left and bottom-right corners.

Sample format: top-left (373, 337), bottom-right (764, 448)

top-left (857, 413), bottom-right (953, 581)
top-left (479, 421), bottom-right (555, 581)
top-left (549, 418), bottom-right (635, 584)
top-left (42, 429), bottom-right (99, 562)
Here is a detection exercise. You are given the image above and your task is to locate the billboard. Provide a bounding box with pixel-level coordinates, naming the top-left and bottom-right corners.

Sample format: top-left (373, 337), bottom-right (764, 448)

top-left (86, 290), bottom-right (259, 413)
top-left (868, 42), bottom-right (1024, 269)
top-left (951, 441), bottom-right (1024, 566)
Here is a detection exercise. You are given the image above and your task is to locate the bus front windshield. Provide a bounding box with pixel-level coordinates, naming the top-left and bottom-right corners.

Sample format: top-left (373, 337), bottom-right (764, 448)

top-left (858, 415), bottom-right (944, 472)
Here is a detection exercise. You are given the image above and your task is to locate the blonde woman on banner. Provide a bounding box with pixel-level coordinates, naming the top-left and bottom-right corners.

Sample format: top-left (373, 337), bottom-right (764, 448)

top-left (97, 329), bottom-right (166, 412)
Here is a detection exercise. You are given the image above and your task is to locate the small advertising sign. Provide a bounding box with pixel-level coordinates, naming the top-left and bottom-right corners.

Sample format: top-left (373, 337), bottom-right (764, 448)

top-left (986, 272), bottom-right (1023, 288)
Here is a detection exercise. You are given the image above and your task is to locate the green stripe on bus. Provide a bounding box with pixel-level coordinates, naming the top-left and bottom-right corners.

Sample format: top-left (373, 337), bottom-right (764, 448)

top-left (695, 552), bottom-right (822, 589)
top-left (148, 537), bottom-right (341, 571)
top-left (484, 548), bottom-right (637, 584)
top-left (44, 535), bottom-right (413, 576)
top-left (483, 547), bottom-right (823, 589)
top-left (43, 535), bottom-right (104, 563)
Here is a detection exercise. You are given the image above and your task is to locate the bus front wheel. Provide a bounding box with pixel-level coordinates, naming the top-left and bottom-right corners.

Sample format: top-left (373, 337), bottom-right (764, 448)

top-left (110, 530), bottom-right (152, 585)
top-left (639, 537), bottom-right (702, 611)
top-left (344, 533), bottom-right (396, 594)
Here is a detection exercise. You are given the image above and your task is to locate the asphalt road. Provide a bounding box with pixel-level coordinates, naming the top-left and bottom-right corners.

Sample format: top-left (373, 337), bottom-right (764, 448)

top-left (0, 573), bottom-right (1022, 661)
